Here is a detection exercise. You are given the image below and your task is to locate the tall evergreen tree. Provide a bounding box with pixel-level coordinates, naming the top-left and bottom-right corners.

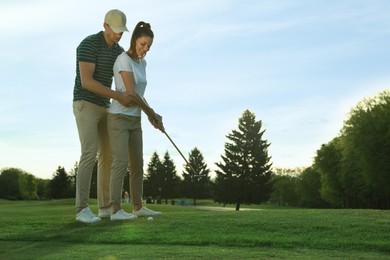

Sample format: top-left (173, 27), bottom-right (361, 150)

top-left (215, 109), bottom-right (273, 210)
top-left (182, 147), bottom-right (211, 205)
top-left (160, 152), bottom-right (181, 204)
top-left (144, 152), bottom-right (163, 201)
top-left (50, 166), bottom-right (73, 199)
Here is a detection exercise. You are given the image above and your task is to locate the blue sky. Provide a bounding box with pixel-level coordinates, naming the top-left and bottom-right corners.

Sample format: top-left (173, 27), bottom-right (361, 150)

top-left (0, 0), bottom-right (389, 179)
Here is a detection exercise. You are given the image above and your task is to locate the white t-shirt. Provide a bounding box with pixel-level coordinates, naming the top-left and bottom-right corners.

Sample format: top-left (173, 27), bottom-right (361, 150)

top-left (108, 52), bottom-right (147, 116)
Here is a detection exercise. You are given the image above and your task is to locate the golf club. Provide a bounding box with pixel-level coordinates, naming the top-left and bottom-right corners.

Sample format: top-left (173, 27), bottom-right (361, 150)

top-left (163, 130), bottom-right (197, 174)
top-left (137, 94), bottom-right (196, 173)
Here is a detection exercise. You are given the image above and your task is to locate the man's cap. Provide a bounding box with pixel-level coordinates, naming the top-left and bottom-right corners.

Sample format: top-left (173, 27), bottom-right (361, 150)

top-left (104, 9), bottom-right (128, 33)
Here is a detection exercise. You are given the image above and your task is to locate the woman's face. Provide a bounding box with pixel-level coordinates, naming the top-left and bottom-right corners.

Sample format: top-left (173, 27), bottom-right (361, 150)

top-left (135, 36), bottom-right (153, 59)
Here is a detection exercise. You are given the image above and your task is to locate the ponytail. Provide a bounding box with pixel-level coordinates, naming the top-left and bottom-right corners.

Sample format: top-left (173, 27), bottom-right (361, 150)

top-left (137, 21), bottom-right (152, 30)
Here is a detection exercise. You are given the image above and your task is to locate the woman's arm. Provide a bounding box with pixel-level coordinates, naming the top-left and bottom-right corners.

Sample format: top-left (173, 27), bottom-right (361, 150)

top-left (137, 95), bottom-right (165, 132)
top-left (119, 70), bottom-right (164, 132)
top-left (119, 70), bottom-right (155, 117)
top-left (119, 70), bottom-right (136, 95)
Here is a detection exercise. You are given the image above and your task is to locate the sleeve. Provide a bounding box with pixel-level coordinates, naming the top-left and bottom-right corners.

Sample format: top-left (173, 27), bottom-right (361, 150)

top-left (77, 37), bottom-right (97, 63)
top-left (116, 54), bottom-right (133, 73)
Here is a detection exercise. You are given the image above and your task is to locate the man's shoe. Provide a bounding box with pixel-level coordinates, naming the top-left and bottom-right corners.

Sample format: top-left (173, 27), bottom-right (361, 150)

top-left (98, 207), bottom-right (111, 218)
top-left (133, 207), bottom-right (161, 217)
top-left (110, 209), bottom-right (138, 221)
top-left (76, 207), bottom-right (101, 223)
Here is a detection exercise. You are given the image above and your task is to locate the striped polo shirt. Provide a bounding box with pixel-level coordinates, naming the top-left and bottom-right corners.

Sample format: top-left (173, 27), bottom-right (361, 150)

top-left (73, 31), bottom-right (124, 107)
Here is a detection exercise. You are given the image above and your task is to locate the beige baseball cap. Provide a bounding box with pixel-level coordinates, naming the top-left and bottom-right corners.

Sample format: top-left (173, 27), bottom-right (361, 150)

top-left (104, 9), bottom-right (128, 33)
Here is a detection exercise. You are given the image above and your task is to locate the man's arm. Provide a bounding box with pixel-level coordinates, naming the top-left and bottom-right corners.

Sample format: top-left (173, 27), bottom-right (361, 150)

top-left (79, 61), bottom-right (132, 106)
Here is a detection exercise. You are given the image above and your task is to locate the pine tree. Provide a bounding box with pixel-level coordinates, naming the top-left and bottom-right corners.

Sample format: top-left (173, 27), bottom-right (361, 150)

top-left (215, 109), bottom-right (273, 210)
top-left (50, 166), bottom-right (73, 199)
top-left (144, 152), bottom-right (163, 201)
top-left (182, 147), bottom-right (211, 205)
top-left (160, 152), bottom-right (181, 204)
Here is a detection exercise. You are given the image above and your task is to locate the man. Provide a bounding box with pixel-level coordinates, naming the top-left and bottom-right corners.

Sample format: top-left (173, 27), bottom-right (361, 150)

top-left (73, 9), bottom-right (131, 223)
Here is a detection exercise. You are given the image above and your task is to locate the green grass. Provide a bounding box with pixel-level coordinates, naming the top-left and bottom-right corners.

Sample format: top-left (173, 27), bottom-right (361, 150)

top-left (0, 199), bottom-right (389, 259)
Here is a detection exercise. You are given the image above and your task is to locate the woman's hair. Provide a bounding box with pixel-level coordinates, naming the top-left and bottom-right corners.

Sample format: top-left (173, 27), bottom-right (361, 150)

top-left (128, 21), bottom-right (154, 60)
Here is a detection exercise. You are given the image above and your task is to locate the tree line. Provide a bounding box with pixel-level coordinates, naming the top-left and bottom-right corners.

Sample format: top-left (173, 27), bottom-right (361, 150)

top-left (271, 90), bottom-right (390, 209)
top-left (0, 90), bottom-right (389, 209)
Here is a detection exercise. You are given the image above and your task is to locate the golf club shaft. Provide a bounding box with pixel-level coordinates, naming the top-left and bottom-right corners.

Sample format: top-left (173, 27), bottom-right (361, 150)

top-left (148, 107), bottom-right (196, 173)
top-left (164, 131), bottom-right (196, 173)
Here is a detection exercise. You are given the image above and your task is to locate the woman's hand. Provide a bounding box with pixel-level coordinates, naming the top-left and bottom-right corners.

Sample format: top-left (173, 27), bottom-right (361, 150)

top-left (149, 113), bottom-right (165, 133)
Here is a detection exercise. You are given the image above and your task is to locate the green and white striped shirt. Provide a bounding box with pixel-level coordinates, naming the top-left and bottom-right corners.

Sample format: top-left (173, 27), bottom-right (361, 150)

top-left (73, 31), bottom-right (124, 107)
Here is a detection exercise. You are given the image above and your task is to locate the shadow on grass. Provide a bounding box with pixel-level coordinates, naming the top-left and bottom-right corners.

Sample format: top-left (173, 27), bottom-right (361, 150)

top-left (1, 200), bottom-right (390, 259)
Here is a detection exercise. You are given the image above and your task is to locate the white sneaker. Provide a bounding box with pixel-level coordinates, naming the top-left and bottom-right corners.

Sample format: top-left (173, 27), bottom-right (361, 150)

top-left (98, 207), bottom-right (111, 218)
top-left (133, 207), bottom-right (161, 217)
top-left (110, 209), bottom-right (138, 221)
top-left (76, 207), bottom-right (101, 223)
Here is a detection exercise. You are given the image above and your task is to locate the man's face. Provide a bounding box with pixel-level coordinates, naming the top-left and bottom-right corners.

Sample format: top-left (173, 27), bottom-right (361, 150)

top-left (104, 23), bottom-right (124, 45)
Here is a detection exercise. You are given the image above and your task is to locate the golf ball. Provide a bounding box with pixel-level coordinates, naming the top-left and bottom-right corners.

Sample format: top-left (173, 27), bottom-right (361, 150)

top-left (147, 217), bottom-right (153, 221)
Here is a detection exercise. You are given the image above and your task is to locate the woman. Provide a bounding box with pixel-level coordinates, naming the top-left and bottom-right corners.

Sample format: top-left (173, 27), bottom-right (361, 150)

top-left (107, 21), bottom-right (164, 221)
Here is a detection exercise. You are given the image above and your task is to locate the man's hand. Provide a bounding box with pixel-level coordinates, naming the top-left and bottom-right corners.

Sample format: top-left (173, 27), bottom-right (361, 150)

top-left (116, 92), bottom-right (137, 106)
